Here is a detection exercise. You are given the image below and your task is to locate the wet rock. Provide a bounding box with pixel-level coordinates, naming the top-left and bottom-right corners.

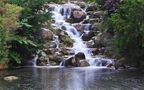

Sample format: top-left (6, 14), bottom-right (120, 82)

top-left (95, 58), bottom-right (113, 66)
top-left (82, 32), bottom-right (95, 41)
top-left (79, 60), bottom-right (90, 67)
top-left (41, 29), bottom-right (53, 40)
top-left (47, 4), bottom-right (58, 11)
top-left (93, 11), bottom-right (104, 18)
top-left (103, 0), bottom-right (120, 14)
top-left (92, 31), bottom-right (113, 47)
top-left (59, 33), bottom-right (74, 47)
top-left (73, 23), bottom-right (83, 33)
top-left (49, 61), bottom-right (57, 66)
top-left (86, 40), bottom-right (95, 48)
top-left (37, 51), bottom-right (49, 66)
top-left (99, 47), bottom-right (106, 54)
top-left (91, 23), bottom-right (99, 31)
top-left (44, 41), bottom-right (57, 48)
top-left (91, 48), bottom-right (100, 55)
top-left (75, 52), bottom-right (86, 62)
top-left (86, 3), bottom-right (97, 11)
top-left (48, 52), bottom-right (64, 64)
top-left (114, 59), bottom-right (126, 70)
top-left (73, 23), bottom-right (91, 33)
top-left (4, 76), bottom-right (19, 81)
top-left (44, 48), bottom-right (58, 55)
top-left (77, 2), bottom-right (87, 9)
top-left (70, 9), bottom-right (86, 23)
top-left (62, 57), bottom-right (78, 67)
top-left (60, 48), bottom-right (75, 55)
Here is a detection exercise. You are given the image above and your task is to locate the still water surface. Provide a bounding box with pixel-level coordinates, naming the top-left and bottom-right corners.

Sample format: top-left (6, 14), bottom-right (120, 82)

top-left (0, 67), bottom-right (144, 90)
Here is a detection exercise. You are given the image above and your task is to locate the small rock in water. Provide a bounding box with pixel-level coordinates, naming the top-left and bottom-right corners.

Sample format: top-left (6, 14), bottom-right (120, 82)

top-left (79, 60), bottom-right (90, 67)
top-left (4, 76), bottom-right (19, 81)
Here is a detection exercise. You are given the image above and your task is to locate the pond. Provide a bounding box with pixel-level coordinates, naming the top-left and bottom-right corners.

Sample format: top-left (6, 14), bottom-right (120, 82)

top-left (0, 67), bottom-right (144, 90)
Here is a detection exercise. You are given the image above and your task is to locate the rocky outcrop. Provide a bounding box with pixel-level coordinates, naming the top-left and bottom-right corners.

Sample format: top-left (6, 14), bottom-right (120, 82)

top-left (82, 32), bottom-right (95, 41)
top-left (35, 1), bottom-right (115, 67)
top-left (70, 9), bottom-right (86, 23)
top-left (79, 60), bottom-right (90, 67)
top-left (41, 29), bottom-right (53, 40)
top-left (86, 3), bottom-right (97, 11)
top-left (75, 52), bottom-right (86, 62)
top-left (37, 51), bottom-right (49, 66)
top-left (61, 52), bottom-right (90, 67)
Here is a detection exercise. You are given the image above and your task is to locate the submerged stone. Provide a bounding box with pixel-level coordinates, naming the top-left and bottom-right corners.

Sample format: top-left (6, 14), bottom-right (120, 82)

top-left (4, 76), bottom-right (19, 81)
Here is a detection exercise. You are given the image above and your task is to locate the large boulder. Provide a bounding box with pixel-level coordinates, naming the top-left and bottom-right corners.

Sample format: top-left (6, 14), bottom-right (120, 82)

top-left (79, 60), bottom-right (90, 67)
top-left (60, 48), bottom-right (75, 55)
top-left (91, 48), bottom-right (100, 55)
top-left (86, 3), bottom-right (97, 11)
top-left (95, 58), bottom-right (113, 66)
top-left (92, 31), bottom-right (113, 47)
top-left (41, 29), bottom-right (53, 40)
top-left (86, 40), bottom-right (95, 48)
top-left (73, 23), bottom-right (83, 33)
top-left (61, 57), bottom-right (78, 67)
top-left (62, 57), bottom-right (90, 67)
top-left (82, 31), bottom-right (95, 41)
top-left (70, 9), bottom-right (86, 23)
top-left (48, 52), bottom-right (64, 64)
top-left (77, 2), bottom-right (87, 9)
top-left (75, 52), bottom-right (86, 62)
top-left (43, 48), bottom-right (59, 55)
top-left (44, 41), bottom-right (57, 49)
top-left (37, 51), bottom-right (49, 66)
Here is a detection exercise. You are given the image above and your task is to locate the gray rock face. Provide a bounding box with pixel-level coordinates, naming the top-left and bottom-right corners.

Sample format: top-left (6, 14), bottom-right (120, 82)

top-left (79, 60), bottom-right (90, 67)
top-left (61, 57), bottom-right (77, 67)
top-left (37, 51), bottom-right (49, 66)
top-left (70, 9), bottom-right (86, 23)
top-left (86, 3), bottom-right (97, 11)
top-left (82, 32), bottom-right (95, 41)
top-left (75, 52), bottom-right (86, 62)
top-left (41, 29), bottom-right (53, 40)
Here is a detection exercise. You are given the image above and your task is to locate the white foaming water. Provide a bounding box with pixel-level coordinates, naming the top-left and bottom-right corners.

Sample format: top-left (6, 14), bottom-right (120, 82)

top-left (51, 3), bottom-right (113, 66)
top-left (51, 3), bottom-right (95, 65)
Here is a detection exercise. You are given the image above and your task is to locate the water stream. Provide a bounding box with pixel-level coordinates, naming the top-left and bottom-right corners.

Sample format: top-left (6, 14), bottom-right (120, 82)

top-left (51, 3), bottom-right (112, 66)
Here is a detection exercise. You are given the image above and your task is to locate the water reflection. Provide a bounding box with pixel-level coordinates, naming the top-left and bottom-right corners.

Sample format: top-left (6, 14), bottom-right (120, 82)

top-left (0, 67), bottom-right (144, 90)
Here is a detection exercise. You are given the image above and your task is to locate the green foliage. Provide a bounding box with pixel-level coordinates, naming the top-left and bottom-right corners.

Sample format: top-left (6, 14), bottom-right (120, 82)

top-left (0, 27), bottom-right (9, 63)
top-left (108, 0), bottom-right (144, 66)
top-left (0, 0), bottom-right (63, 66)
top-left (5, 0), bottom-right (62, 65)
top-left (9, 51), bottom-right (21, 64)
top-left (0, 0), bottom-right (23, 64)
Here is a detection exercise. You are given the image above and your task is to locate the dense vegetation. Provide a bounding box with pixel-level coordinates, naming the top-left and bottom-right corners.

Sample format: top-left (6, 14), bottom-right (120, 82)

top-left (0, 0), bottom-right (60, 66)
top-left (100, 0), bottom-right (144, 67)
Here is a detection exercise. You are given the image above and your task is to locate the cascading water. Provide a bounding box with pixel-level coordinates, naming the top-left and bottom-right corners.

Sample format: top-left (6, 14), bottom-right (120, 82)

top-left (51, 3), bottom-right (113, 66)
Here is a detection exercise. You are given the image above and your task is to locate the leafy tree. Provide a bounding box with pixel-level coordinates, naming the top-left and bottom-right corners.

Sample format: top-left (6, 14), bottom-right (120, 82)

top-left (109, 0), bottom-right (144, 66)
top-left (0, 0), bottom-right (23, 64)
top-left (6, 0), bottom-right (62, 65)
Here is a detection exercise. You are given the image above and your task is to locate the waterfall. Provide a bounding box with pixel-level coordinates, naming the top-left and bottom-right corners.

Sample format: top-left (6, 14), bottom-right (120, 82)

top-left (51, 3), bottom-right (113, 66)
top-left (51, 3), bottom-right (95, 65)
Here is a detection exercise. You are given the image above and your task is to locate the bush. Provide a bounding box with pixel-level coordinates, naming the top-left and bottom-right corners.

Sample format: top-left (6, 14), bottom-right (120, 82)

top-left (0, 0), bottom-right (23, 64)
top-left (109, 0), bottom-right (144, 66)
